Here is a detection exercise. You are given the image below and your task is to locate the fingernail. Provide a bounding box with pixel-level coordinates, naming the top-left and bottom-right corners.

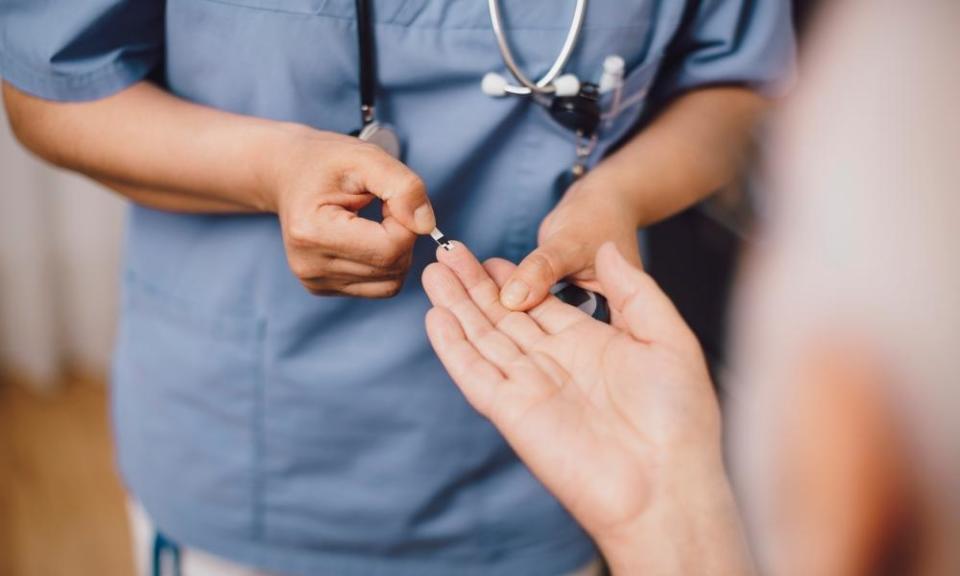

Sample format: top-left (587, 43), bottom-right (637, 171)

top-left (414, 205), bottom-right (435, 233)
top-left (501, 280), bottom-right (529, 308)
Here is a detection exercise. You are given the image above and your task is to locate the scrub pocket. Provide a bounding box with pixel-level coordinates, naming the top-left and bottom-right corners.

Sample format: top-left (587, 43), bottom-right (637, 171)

top-left (600, 54), bottom-right (663, 131)
top-left (596, 50), bottom-right (664, 145)
top-left (112, 272), bottom-right (265, 538)
top-left (525, 50), bottom-right (665, 166)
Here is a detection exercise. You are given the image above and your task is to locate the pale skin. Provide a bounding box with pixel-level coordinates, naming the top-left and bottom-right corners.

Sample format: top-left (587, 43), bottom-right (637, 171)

top-left (422, 241), bottom-right (753, 575)
top-left (2, 80), bottom-right (765, 302)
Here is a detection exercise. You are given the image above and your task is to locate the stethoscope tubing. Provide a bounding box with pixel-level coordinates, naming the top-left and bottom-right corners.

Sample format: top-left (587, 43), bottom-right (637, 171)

top-left (487, 0), bottom-right (588, 95)
top-left (355, 0), bottom-right (377, 125)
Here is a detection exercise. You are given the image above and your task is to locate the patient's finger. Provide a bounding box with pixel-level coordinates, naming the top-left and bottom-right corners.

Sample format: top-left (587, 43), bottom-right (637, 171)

top-left (436, 245), bottom-right (545, 350)
top-left (425, 307), bottom-right (503, 417)
top-left (595, 242), bottom-right (694, 346)
top-left (483, 258), bottom-right (590, 335)
top-left (422, 262), bottom-right (524, 369)
top-left (426, 308), bottom-right (564, 435)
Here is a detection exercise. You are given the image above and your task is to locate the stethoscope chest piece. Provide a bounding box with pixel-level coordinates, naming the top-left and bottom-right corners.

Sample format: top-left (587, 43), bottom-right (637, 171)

top-left (358, 121), bottom-right (401, 159)
top-left (549, 83), bottom-right (601, 137)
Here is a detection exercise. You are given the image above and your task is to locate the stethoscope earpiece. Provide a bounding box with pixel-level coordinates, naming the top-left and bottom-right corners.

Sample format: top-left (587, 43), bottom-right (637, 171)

top-left (481, 72), bottom-right (510, 97)
top-left (552, 74), bottom-right (581, 98)
top-left (482, 71), bottom-right (581, 99)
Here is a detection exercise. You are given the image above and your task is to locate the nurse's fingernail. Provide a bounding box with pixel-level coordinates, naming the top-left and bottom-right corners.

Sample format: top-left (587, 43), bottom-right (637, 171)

top-left (501, 280), bottom-right (529, 308)
top-left (414, 205), bottom-right (436, 233)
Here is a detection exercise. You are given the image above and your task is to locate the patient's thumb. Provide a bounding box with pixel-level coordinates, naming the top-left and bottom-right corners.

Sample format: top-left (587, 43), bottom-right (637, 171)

top-left (595, 242), bottom-right (691, 345)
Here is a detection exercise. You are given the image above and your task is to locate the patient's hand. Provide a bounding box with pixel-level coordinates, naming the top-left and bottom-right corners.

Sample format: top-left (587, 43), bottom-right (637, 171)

top-left (423, 243), bottom-right (747, 574)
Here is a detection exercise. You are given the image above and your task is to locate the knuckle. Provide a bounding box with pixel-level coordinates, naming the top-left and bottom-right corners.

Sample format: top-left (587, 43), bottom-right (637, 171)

top-left (384, 168), bottom-right (427, 201)
top-left (350, 279), bottom-right (404, 299)
top-left (350, 266), bottom-right (378, 280)
top-left (525, 252), bottom-right (559, 285)
top-left (284, 218), bottom-right (315, 249)
top-left (382, 246), bottom-right (406, 267)
top-left (380, 279), bottom-right (404, 298)
top-left (303, 281), bottom-right (335, 297)
top-left (497, 311), bottom-right (527, 331)
top-left (397, 172), bottom-right (427, 199)
top-left (378, 243), bottom-right (413, 269)
top-left (368, 250), bottom-right (394, 268)
top-left (288, 257), bottom-right (314, 280)
top-left (350, 143), bottom-right (391, 175)
top-left (352, 141), bottom-right (384, 161)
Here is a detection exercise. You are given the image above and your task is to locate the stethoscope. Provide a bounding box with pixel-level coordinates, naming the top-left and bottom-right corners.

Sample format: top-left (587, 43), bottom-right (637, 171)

top-left (351, 0), bottom-right (401, 158)
top-left (352, 0), bottom-right (611, 323)
top-left (481, 0), bottom-right (603, 179)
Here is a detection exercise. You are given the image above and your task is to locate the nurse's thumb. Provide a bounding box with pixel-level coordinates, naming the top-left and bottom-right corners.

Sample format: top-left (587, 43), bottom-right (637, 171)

top-left (360, 153), bottom-right (435, 235)
top-left (500, 240), bottom-right (580, 311)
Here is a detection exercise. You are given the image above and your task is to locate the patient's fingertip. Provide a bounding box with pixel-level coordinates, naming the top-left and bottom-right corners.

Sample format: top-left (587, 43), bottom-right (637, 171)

top-left (421, 262), bottom-right (445, 291)
top-left (435, 240), bottom-right (462, 264)
top-left (421, 261), bottom-right (439, 279)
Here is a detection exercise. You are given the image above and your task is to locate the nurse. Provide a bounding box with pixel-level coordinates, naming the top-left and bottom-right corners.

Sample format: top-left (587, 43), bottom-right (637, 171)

top-left (1, 1), bottom-right (793, 575)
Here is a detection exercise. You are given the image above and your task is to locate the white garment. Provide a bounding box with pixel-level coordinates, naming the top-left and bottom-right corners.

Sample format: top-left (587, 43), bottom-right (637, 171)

top-left (129, 501), bottom-right (603, 576)
top-left (129, 501), bottom-right (270, 576)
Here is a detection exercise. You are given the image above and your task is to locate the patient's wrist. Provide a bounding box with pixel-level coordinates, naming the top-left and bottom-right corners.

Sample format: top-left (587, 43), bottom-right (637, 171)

top-left (598, 456), bottom-right (752, 575)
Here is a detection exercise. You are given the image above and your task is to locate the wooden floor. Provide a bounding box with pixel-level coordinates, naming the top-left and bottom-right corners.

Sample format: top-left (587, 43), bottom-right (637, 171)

top-left (0, 373), bottom-right (135, 576)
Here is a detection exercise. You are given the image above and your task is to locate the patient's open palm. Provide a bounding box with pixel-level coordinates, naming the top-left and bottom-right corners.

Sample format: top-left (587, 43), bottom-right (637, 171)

top-left (422, 243), bottom-right (718, 545)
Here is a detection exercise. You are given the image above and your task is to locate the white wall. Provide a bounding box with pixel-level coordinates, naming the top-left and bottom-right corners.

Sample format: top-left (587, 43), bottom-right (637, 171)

top-left (0, 90), bottom-right (125, 390)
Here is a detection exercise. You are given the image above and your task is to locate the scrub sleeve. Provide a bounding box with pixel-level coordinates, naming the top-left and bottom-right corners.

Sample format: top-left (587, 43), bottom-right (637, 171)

top-left (651, 0), bottom-right (796, 105)
top-left (0, 0), bottom-right (163, 101)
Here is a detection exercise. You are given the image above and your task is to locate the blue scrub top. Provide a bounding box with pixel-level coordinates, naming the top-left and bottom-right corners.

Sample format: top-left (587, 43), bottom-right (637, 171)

top-left (1, 1), bottom-right (794, 574)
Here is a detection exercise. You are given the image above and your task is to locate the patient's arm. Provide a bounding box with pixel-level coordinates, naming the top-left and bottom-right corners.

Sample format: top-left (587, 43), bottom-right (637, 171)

top-left (421, 242), bottom-right (751, 575)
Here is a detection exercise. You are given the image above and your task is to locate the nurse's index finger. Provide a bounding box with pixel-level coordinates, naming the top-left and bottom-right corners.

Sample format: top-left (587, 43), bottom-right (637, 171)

top-left (353, 146), bottom-right (435, 235)
top-left (319, 205), bottom-right (415, 268)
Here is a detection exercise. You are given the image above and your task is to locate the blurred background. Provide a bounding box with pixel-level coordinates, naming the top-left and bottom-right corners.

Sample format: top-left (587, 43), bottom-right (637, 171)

top-left (0, 103), bottom-right (133, 574)
top-left (0, 105), bottom-right (124, 387)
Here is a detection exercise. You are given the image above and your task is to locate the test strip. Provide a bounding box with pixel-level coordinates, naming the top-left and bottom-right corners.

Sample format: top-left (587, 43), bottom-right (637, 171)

top-left (430, 227), bottom-right (453, 251)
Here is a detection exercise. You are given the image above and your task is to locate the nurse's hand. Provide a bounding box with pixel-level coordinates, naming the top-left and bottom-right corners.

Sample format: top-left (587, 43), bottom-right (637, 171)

top-left (273, 132), bottom-right (436, 298)
top-left (423, 242), bottom-right (750, 574)
top-left (499, 179), bottom-right (641, 310)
